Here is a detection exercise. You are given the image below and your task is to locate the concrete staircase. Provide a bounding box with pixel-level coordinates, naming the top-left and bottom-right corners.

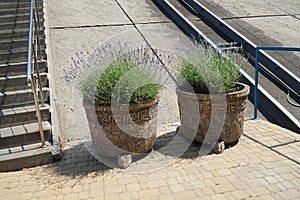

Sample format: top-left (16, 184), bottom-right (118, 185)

top-left (0, 0), bottom-right (59, 171)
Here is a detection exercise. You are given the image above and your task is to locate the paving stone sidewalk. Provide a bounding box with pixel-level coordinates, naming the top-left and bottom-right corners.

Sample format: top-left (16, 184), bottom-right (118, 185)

top-left (2, 0), bottom-right (297, 199)
top-left (0, 120), bottom-right (299, 200)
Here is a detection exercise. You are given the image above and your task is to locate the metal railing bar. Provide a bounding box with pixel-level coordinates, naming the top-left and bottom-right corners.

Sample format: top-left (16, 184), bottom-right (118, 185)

top-left (31, 73), bottom-right (45, 146)
top-left (26, 0), bottom-right (45, 145)
top-left (33, 5), bottom-right (43, 59)
top-left (33, 3), bottom-right (45, 106)
top-left (241, 69), bottom-right (300, 132)
top-left (254, 46), bottom-right (300, 121)
top-left (26, 0), bottom-right (34, 84)
top-left (33, 41), bottom-right (45, 106)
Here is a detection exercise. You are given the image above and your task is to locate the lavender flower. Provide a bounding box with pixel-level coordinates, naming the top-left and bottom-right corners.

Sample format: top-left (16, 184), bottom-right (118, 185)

top-left (64, 42), bottom-right (174, 105)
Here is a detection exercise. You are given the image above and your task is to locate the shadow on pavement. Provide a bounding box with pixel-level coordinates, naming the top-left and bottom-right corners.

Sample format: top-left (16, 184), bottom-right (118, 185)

top-left (53, 143), bottom-right (112, 176)
top-left (154, 130), bottom-right (239, 159)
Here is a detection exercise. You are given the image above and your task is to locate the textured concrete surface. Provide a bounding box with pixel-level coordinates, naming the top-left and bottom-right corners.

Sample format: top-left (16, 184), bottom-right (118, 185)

top-left (239, 16), bottom-right (300, 47)
top-left (47, 0), bottom-right (131, 27)
top-left (197, 0), bottom-right (298, 18)
top-left (117, 0), bottom-right (170, 23)
top-left (263, 0), bottom-right (300, 14)
top-left (197, 0), bottom-right (300, 68)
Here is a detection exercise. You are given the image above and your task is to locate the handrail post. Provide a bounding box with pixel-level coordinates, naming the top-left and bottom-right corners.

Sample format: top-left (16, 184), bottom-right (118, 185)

top-left (33, 0), bottom-right (45, 106)
top-left (33, 3), bottom-right (43, 60)
top-left (253, 46), bottom-right (300, 121)
top-left (27, 0), bottom-right (45, 146)
top-left (254, 47), bottom-right (260, 119)
top-left (31, 73), bottom-right (45, 146)
top-left (33, 42), bottom-right (45, 106)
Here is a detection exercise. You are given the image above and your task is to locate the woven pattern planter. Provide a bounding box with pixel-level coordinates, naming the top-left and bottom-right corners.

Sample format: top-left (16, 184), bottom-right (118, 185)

top-left (84, 97), bottom-right (159, 158)
top-left (177, 83), bottom-right (250, 144)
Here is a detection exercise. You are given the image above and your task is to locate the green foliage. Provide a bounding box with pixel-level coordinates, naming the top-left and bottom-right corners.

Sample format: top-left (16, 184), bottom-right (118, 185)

top-left (177, 49), bottom-right (242, 94)
top-left (81, 59), bottom-right (160, 105)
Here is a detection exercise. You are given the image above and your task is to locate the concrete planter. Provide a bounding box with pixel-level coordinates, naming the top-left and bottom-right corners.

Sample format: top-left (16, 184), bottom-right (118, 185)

top-left (176, 83), bottom-right (250, 151)
top-left (83, 96), bottom-right (159, 167)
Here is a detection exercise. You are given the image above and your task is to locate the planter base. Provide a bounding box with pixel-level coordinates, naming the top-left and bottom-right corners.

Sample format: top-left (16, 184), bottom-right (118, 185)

top-left (211, 140), bottom-right (225, 154)
top-left (117, 154), bottom-right (132, 169)
top-left (84, 97), bottom-right (159, 166)
top-left (176, 83), bottom-right (250, 149)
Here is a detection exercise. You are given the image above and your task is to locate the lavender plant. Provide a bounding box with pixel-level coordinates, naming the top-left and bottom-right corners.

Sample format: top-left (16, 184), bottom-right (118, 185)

top-left (64, 43), bottom-right (169, 105)
top-left (176, 47), bottom-right (242, 94)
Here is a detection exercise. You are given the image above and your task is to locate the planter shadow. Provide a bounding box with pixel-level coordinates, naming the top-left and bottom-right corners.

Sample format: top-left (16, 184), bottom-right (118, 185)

top-left (53, 143), bottom-right (112, 176)
top-left (154, 130), bottom-right (239, 159)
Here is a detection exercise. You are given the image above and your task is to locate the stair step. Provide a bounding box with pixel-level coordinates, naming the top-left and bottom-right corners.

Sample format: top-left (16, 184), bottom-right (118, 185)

top-left (0, 27), bottom-right (44, 40)
top-left (0, 12), bottom-right (43, 23)
top-left (0, 72), bottom-right (48, 92)
top-left (0, 50), bottom-right (28, 64)
top-left (0, 121), bottom-right (51, 149)
top-left (0, 87), bottom-right (49, 108)
top-left (0, 60), bottom-right (47, 76)
top-left (0, 37), bottom-right (46, 51)
top-left (0, 0), bottom-right (31, 4)
top-left (0, 13), bottom-right (28, 24)
top-left (0, 2), bottom-right (31, 9)
top-left (0, 0), bottom-right (56, 172)
top-left (0, 48), bottom-right (47, 65)
top-left (0, 6), bottom-right (43, 16)
top-left (0, 141), bottom-right (53, 172)
top-left (0, 26), bottom-right (45, 35)
top-left (0, 1), bottom-right (43, 10)
top-left (0, 45), bottom-right (46, 54)
top-left (0, 104), bottom-right (50, 128)
top-left (0, 20), bottom-right (44, 31)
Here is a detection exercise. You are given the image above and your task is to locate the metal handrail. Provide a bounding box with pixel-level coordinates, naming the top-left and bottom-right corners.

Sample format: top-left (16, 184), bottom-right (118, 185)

top-left (26, 0), bottom-right (34, 84)
top-left (26, 0), bottom-right (45, 146)
top-left (254, 46), bottom-right (300, 129)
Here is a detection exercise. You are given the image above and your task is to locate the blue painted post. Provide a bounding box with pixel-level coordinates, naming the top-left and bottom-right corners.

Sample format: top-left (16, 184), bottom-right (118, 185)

top-left (253, 46), bottom-right (300, 120)
top-left (26, 0), bottom-right (34, 84)
top-left (254, 47), bottom-right (259, 119)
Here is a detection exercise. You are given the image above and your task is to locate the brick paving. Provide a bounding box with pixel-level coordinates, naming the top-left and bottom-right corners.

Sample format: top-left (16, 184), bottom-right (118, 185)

top-left (2, 0), bottom-right (298, 199)
top-left (0, 120), bottom-right (299, 200)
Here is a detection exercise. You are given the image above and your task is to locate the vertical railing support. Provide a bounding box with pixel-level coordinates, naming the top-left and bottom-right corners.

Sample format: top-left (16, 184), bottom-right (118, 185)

top-left (253, 48), bottom-right (260, 119)
top-left (31, 73), bottom-right (45, 146)
top-left (27, 0), bottom-right (46, 146)
top-left (254, 46), bottom-right (300, 120)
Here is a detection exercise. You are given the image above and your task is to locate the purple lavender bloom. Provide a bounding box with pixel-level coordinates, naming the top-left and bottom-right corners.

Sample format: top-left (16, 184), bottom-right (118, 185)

top-left (64, 42), bottom-right (172, 105)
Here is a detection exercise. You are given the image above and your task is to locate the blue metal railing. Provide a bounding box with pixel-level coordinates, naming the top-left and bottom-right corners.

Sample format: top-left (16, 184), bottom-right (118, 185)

top-left (254, 46), bottom-right (300, 120)
top-left (26, 0), bottom-right (34, 83)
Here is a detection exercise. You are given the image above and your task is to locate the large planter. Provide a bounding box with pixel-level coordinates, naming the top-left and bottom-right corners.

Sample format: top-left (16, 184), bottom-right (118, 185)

top-left (83, 96), bottom-right (159, 166)
top-left (176, 83), bottom-right (250, 149)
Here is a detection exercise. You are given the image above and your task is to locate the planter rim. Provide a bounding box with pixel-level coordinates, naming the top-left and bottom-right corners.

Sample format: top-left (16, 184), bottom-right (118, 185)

top-left (176, 82), bottom-right (250, 98)
top-left (83, 96), bottom-right (160, 113)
